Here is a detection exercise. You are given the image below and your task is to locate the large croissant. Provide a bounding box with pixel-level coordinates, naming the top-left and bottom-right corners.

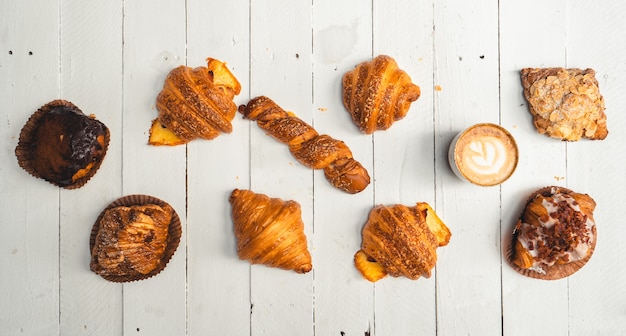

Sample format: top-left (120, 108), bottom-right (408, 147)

top-left (239, 96), bottom-right (370, 194)
top-left (229, 189), bottom-right (312, 274)
top-left (342, 55), bottom-right (421, 134)
top-left (354, 203), bottom-right (451, 282)
top-left (149, 58), bottom-right (241, 145)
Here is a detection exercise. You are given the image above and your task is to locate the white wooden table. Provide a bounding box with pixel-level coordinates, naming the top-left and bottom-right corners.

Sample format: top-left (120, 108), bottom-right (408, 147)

top-left (2, 1), bottom-right (625, 335)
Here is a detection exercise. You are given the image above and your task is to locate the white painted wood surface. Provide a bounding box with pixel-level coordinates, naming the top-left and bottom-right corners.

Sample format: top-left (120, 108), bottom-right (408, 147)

top-left (1, 1), bottom-right (625, 335)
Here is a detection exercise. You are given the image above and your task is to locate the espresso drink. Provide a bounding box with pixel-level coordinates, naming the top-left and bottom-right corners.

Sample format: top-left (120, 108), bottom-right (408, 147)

top-left (448, 123), bottom-right (518, 186)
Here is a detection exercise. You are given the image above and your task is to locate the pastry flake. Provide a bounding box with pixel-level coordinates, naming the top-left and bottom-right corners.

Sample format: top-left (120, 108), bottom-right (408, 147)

top-left (342, 55), bottom-right (421, 134)
top-left (520, 67), bottom-right (608, 141)
top-left (354, 203), bottom-right (451, 282)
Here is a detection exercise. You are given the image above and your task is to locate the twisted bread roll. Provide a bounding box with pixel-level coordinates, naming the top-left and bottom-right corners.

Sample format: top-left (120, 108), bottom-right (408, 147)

top-left (342, 55), bottom-right (421, 134)
top-left (149, 58), bottom-right (241, 145)
top-left (239, 96), bottom-right (370, 194)
top-left (230, 189), bottom-right (312, 274)
top-left (354, 203), bottom-right (450, 282)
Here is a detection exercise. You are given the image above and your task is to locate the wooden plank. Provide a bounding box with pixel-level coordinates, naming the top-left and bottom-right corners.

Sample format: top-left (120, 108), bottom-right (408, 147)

top-left (57, 0), bottom-right (124, 334)
top-left (185, 0), bottom-right (252, 334)
top-left (248, 0), bottom-right (314, 334)
top-left (434, 1), bottom-right (503, 335)
top-left (565, 1), bottom-right (626, 335)
top-left (499, 1), bottom-right (570, 335)
top-left (311, 0), bottom-right (375, 334)
top-left (121, 0), bottom-right (187, 334)
top-left (371, 0), bottom-right (438, 334)
top-left (0, 1), bottom-right (61, 335)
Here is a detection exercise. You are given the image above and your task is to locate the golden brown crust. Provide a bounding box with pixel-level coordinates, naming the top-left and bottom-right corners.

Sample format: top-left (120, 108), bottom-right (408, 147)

top-left (151, 58), bottom-right (241, 145)
top-left (342, 55), bottom-right (421, 134)
top-left (507, 186), bottom-right (597, 280)
top-left (356, 203), bottom-right (450, 281)
top-left (229, 189), bottom-right (312, 274)
top-left (520, 67), bottom-right (608, 141)
top-left (239, 96), bottom-right (370, 194)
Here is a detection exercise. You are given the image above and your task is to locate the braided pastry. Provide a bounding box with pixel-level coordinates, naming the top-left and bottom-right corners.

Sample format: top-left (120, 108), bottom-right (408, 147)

top-left (354, 203), bottom-right (451, 282)
top-left (342, 55), bottom-right (421, 134)
top-left (239, 96), bottom-right (370, 194)
top-left (149, 58), bottom-right (241, 145)
top-left (230, 189), bottom-right (312, 274)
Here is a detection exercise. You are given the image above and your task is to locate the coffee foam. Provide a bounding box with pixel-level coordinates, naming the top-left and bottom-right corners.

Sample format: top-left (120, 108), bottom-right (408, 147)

top-left (448, 123), bottom-right (518, 186)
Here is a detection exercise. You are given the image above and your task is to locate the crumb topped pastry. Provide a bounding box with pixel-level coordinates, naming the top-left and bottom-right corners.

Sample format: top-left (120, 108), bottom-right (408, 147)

top-left (90, 195), bottom-right (181, 282)
top-left (15, 100), bottom-right (110, 189)
top-left (520, 67), bottom-right (608, 141)
top-left (507, 186), bottom-right (597, 280)
top-left (342, 55), bottom-right (421, 134)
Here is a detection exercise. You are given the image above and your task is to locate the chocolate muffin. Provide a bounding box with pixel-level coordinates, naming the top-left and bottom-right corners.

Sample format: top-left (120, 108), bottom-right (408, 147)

top-left (15, 100), bottom-right (110, 189)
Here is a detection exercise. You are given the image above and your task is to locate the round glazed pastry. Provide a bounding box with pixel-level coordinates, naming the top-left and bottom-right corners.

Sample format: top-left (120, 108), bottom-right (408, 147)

top-left (90, 195), bottom-right (182, 282)
top-left (506, 186), bottom-right (597, 280)
top-left (15, 100), bottom-right (110, 189)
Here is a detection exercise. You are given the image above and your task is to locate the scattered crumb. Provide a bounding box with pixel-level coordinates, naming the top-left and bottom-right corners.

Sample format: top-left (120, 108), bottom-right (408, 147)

top-left (418, 57), bottom-right (423, 62)
top-left (554, 176), bottom-right (565, 181)
top-left (318, 107), bottom-right (328, 112)
top-left (512, 124), bottom-right (518, 129)
top-left (434, 85), bottom-right (442, 91)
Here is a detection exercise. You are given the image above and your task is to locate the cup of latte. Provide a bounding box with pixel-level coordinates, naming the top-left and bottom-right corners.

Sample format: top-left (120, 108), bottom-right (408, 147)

top-left (448, 123), bottom-right (518, 186)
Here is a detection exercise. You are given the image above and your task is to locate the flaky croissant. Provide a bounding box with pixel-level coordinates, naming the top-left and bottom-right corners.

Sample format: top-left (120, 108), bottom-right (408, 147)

top-left (229, 189), bottom-right (312, 274)
top-left (239, 96), bottom-right (370, 194)
top-left (354, 203), bottom-right (450, 282)
top-left (149, 58), bottom-right (241, 145)
top-left (342, 55), bottom-right (421, 134)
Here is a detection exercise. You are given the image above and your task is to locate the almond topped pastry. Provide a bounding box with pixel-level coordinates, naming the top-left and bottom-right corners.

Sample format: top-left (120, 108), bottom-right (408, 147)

top-left (520, 67), bottom-right (608, 141)
top-left (342, 55), bottom-right (421, 134)
top-left (507, 186), bottom-right (597, 280)
top-left (230, 189), bottom-right (312, 274)
top-left (90, 195), bottom-right (181, 282)
top-left (354, 203), bottom-right (451, 282)
top-left (149, 57), bottom-right (241, 145)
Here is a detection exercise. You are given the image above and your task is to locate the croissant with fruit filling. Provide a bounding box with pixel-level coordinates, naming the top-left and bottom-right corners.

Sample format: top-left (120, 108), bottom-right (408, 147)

top-left (510, 186), bottom-right (597, 279)
top-left (149, 57), bottom-right (241, 145)
top-left (230, 189), bottom-right (312, 274)
top-left (520, 67), bottom-right (608, 141)
top-left (342, 55), bottom-right (421, 134)
top-left (90, 203), bottom-right (172, 277)
top-left (239, 96), bottom-right (370, 194)
top-left (354, 203), bottom-right (451, 282)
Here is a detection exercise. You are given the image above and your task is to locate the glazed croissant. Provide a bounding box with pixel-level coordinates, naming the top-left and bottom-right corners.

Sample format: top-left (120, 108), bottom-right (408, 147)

top-left (149, 58), bottom-right (241, 145)
top-left (354, 203), bottom-right (451, 282)
top-left (230, 189), bottom-right (312, 274)
top-left (239, 96), bottom-right (370, 194)
top-left (342, 55), bottom-right (421, 134)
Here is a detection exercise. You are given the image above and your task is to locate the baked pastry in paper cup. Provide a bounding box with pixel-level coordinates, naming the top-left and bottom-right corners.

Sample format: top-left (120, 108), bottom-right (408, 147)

top-left (15, 99), bottom-right (110, 189)
top-left (90, 194), bottom-right (182, 282)
top-left (505, 186), bottom-right (597, 280)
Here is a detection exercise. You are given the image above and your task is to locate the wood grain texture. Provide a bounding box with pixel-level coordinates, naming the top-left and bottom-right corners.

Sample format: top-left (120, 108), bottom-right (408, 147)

top-left (2, 1), bottom-right (626, 335)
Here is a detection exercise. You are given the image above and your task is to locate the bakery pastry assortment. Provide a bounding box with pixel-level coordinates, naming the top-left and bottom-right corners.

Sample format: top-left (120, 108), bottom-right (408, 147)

top-left (520, 67), bottom-right (608, 141)
top-left (90, 195), bottom-right (181, 282)
top-left (15, 100), bottom-right (110, 189)
top-left (229, 189), bottom-right (312, 274)
top-left (149, 57), bottom-right (241, 145)
top-left (354, 203), bottom-right (451, 282)
top-left (239, 96), bottom-right (371, 194)
top-left (507, 186), bottom-right (597, 280)
top-left (342, 55), bottom-right (421, 134)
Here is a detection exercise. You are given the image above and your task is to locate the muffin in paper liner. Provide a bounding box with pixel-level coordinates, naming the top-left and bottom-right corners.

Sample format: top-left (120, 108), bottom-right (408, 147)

top-left (15, 99), bottom-right (110, 189)
top-left (505, 186), bottom-right (597, 280)
top-left (90, 194), bottom-right (182, 283)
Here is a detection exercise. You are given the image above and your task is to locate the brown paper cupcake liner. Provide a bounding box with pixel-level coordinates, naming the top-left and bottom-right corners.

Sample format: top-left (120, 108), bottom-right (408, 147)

top-left (15, 99), bottom-right (110, 189)
top-left (504, 186), bottom-right (597, 280)
top-left (90, 194), bottom-right (182, 283)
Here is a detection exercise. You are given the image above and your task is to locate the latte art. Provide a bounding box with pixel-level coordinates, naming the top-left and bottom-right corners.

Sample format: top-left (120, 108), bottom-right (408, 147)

top-left (448, 123), bottom-right (518, 186)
